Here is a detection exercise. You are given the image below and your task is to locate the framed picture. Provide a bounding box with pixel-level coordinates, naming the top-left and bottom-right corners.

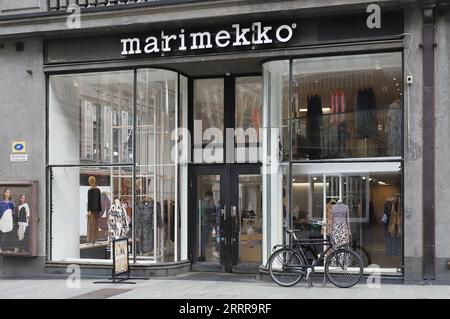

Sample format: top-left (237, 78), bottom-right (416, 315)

top-left (112, 237), bottom-right (130, 277)
top-left (0, 181), bottom-right (38, 257)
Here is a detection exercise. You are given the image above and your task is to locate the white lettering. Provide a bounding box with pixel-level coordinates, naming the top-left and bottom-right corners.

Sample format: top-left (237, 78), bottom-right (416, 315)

top-left (66, 4), bottom-right (81, 29)
top-left (121, 38), bottom-right (141, 55)
top-left (215, 30), bottom-right (231, 48)
top-left (203, 127), bottom-right (223, 163)
top-left (366, 4), bottom-right (381, 29)
top-left (120, 22), bottom-right (297, 55)
top-left (190, 32), bottom-right (213, 49)
top-left (179, 29), bottom-right (187, 51)
top-left (253, 22), bottom-right (273, 44)
top-left (144, 36), bottom-right (160, 53)
top-left (275, 25), bottom-right (294, 43)
top-left (161, 31), bottom-right (177, 52)
top-left (233, 24), bottom-right (251, 46)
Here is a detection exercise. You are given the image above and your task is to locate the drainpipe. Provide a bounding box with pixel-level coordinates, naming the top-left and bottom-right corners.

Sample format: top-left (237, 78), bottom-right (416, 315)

top-left (420, 1), bottom-right (436, 281)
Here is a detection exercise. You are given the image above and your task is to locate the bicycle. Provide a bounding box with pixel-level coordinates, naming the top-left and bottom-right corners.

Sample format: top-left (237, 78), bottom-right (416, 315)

top-left (293, 219), bottom-right (372, 267)
top-left (267, 227), bottom-right (364, 288)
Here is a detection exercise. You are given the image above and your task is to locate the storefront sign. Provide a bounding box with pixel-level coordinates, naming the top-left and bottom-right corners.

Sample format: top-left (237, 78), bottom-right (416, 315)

top-left (45, 11), bottom-right (403, 64)
top-left (10, 154), bottom-right (28, 162)
top-left (120, 22), bottom-right (297, 57)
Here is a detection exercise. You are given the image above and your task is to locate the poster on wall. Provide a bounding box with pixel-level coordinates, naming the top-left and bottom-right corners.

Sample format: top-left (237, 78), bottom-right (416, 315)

top-left (113, 238), bottom-right (130, 277)
top-left (0, 182), bottom-right (38, 257)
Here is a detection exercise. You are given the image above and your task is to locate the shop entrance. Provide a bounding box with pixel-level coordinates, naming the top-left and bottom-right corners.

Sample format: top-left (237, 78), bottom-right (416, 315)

top-left (190, 165), bottom-right (262, 273)
top-left (188, 74), bottom-right (263, 273)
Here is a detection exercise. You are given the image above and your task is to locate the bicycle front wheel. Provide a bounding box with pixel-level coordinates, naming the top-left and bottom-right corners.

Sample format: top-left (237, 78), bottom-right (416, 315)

top-left (325, 248), bottom-right (364, 288)
top-left (268, 248), bottom-right (305, 287)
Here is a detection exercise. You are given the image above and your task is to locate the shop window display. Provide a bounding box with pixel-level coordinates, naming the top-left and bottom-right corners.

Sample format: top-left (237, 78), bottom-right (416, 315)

top-left (290, 164), bottom-right (402, 269)
top-left (48, 69), bottom-right (186, 263)
top-left (291, 52), bottom-right (402, 160)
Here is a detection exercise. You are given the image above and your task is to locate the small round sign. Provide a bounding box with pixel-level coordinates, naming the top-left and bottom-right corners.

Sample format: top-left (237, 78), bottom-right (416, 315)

top-left (14, 144), bottom-right (24, 151)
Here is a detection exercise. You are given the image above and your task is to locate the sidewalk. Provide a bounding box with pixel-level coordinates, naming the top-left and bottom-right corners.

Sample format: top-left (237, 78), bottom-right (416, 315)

top-left (0, 273), bottom-right (449, 299)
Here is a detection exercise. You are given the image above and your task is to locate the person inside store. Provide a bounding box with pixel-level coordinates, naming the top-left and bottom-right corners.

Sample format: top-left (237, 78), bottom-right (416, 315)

top-left (199, 191), bottom-right (216, 262)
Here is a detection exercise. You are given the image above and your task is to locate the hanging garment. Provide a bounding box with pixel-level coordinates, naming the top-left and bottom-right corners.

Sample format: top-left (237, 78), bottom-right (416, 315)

top-left (330, 91), bottom-right (346, 125)
top-left (355, 88), bottom-right (378, 140)
top-left (97, 192), bottom-right (111, 240)
top-left (306, 95), bottom-right (323, 159)
top-left (386, 100), bottom-right (401, 156)
top-left (388, 199), bottom-right (401, 236)
top-left (322, 202), bottom-right (335, 236)
top-left (107, 203), bottom-right (130, 243)
top-left (330, 202), bottom-right (351, 247)
top-left (382, 200), bottom-right (392, 230)
top-left (135, 200), bottom-right (156, 254)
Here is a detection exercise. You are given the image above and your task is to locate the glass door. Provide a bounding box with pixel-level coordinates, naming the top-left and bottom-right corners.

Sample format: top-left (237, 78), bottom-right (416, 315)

top-left (190, 166), bottom-right (262, 272)
top-left (230, 166), bottom-right (262, 272)
top-left (192, 169), bottom-right (226, 270)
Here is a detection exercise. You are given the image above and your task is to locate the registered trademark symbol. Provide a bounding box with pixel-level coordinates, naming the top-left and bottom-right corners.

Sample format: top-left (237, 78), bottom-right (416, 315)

top-left (292, 23), bottom-right (297, 29)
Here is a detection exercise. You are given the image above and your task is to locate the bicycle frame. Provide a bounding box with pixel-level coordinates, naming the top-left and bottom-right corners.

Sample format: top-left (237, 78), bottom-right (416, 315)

top-left (273, 236), bottom-right (348, 274)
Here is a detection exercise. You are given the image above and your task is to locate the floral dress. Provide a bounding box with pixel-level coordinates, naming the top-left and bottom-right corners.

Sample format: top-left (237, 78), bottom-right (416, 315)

top-left (330, 202), bottom-right (350, 247)
top-left (107, 203), bottom-right (130, 243)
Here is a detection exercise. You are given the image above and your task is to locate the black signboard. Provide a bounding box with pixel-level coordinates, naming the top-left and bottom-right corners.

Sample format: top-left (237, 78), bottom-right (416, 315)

top-left (45, 11), bottom-right (403, 65)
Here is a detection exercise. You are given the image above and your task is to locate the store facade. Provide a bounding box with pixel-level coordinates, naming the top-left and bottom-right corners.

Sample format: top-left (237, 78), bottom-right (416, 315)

top-left (1, 0), bottom-right (449, 282)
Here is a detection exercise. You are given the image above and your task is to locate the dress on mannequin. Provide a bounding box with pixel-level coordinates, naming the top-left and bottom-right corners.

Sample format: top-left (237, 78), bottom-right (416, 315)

top-left (330, 201), bottom-right (351, 247)
top-left (87, 176), bottom-right (102, 242)
top-left (107, 199), bottom-right (130, 243)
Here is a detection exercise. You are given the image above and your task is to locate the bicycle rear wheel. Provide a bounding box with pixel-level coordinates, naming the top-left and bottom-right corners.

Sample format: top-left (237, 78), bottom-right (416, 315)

top-left (268, 248), bottom-right (305, 287)
top-left (325, 248), bottom-right (364, 288)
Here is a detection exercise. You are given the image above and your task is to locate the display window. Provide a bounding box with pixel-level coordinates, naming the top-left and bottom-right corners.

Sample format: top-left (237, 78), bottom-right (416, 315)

top-left (48, 70), bottom-right (188, 264)
top-left (291, 52), bottom-right (402, 160)
top-left (291, 163), bottom-right (402, 270)
top-left (262, 52), bottom-right (404, 272)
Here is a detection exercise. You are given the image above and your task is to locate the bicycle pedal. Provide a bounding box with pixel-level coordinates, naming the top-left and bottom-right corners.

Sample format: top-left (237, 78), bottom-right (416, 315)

top-left (308, 280), bottom-right (314, 288)
top-left (305, 267), bottom-right (313, 281)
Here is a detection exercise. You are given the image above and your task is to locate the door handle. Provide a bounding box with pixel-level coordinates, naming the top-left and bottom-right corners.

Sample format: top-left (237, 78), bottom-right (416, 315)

top-left (221, 205), bottom-right (226, 221)
top-left (231, 206), bottom-right (237, 218)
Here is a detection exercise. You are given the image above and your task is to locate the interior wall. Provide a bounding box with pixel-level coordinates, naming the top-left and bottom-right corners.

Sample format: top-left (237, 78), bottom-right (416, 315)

top-left (293, 184), bottom-right (309, 217)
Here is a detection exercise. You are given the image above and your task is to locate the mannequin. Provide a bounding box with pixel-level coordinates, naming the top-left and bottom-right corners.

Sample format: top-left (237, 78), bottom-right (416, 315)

top-left (330, 199), bottom-right (351, 247)
top-left (107, 198), bottom-right (130, 243)
top-left (87, 176), bottom-right (102, 243)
